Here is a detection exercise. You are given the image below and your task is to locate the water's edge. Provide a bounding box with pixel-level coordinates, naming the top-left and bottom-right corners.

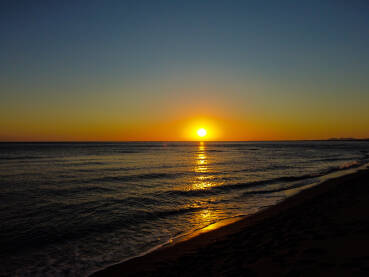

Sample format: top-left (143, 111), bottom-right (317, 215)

top-left (90, 162), bottom-right (369, 276)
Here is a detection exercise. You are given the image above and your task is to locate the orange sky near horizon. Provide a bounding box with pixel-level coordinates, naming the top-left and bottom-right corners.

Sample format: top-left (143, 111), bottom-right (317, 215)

top-left (2, 73), bottom-right (369, 142)
top-left (2, 80), bottom-right (369, 142)
top-left (1, 2), bottom-right (369, 142)
top-left (1, 112), bottom-right (368, 142)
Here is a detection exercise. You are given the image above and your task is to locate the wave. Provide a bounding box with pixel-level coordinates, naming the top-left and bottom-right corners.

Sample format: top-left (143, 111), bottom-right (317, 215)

top-left (90, 172), bottom-right (182, 183)
top-left (158, 160), bottom-right (364, 199)
top-left (313, 157), bottom-right (354, 163)
top-left (241, 180), bottom-right (316, 196)
top-left (158, 176), bottom-right (312, 198)
top-left (73, 167), bottom-right (132, 173)
top-left (231, 164), bottom-right (291, 173)
top-left (71, 164), bottom-right (180, 173)
top-left (66, 161), bottom-right (107, 166)
top-left (0, 155), bottom-right (41, 161)
top-left (0, 206), bottom-right (203, 255)
top-left (43, 185), bottom-right (115, 196)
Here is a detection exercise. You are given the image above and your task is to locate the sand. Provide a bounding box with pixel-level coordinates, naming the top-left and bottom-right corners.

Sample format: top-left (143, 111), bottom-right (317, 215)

top-left (92, 167), bottom-right (369, 276)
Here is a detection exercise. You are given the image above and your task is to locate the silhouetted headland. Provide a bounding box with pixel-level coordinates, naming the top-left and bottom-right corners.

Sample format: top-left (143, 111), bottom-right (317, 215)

top-left (328, 138), bottom-right (369, 141)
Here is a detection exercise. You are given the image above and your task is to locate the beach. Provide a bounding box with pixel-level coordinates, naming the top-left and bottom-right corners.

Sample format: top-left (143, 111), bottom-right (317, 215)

top-left (92, 167), bottom-right (369, 276)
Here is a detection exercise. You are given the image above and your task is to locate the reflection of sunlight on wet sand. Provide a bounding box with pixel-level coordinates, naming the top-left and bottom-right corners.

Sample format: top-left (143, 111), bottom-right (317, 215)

top-left (200, 216), bottom-right (242, 233)
top-left (192, 208), bottom-right (218, 228)
top-left (171, 212), bottom-right (242, 245)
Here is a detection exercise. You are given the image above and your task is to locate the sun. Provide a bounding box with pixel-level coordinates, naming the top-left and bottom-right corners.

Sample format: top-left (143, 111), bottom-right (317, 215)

top-left (197, 128), bottom-right (207, 138)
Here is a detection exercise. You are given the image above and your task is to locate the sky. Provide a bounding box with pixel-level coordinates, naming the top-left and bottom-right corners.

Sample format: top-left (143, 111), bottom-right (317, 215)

top-left (1, 0), bottom-right (368, 141)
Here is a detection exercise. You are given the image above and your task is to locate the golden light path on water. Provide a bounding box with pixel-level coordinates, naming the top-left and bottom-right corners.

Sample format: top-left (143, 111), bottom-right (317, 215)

top-left (189, 141), bottom-right (226, 230)
top-left (193, 142), bottom-right (212, 190)
top-left (175, 143), bottom-right (244, 243)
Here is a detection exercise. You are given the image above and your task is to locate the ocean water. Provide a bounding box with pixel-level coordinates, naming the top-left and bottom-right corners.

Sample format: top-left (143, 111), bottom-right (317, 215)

top-left (1, 141), bottom-right (369, 276)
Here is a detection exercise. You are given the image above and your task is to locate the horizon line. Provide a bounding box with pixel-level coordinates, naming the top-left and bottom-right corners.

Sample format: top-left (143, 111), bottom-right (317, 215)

top-left (1, 138), bottom-right (368, 143)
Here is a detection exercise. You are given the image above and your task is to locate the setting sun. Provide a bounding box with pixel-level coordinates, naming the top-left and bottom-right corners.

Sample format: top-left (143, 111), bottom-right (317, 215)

top-left (182, 118), bottom-right (219, 141)
top-left (197, 128), bottom-right (207, 138)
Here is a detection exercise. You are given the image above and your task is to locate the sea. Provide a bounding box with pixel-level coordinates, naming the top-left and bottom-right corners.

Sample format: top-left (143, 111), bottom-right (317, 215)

top-left (1, 141), bottom-right (369, 276)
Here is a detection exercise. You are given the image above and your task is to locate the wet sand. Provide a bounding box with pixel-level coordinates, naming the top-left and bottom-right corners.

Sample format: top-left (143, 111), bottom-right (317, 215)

top-left (92, 167), bottom-right (369, 276)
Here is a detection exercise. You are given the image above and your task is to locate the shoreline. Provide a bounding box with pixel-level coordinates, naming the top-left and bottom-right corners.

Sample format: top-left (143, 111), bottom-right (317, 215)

top-left (94, 162), bottom-right (367, 271)
top-left (92, 164), bottom-right (369, 276)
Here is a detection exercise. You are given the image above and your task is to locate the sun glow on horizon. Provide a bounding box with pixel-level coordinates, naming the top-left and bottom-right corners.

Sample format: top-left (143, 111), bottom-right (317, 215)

top-left (183, 119), bottom-right (219, 141)
top-left (197, 128), bottom-right (207, 138)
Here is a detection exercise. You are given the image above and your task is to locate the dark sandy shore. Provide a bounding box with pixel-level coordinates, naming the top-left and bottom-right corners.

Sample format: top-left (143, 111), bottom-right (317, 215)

top-left (92, 167), bottom-right (369, 276)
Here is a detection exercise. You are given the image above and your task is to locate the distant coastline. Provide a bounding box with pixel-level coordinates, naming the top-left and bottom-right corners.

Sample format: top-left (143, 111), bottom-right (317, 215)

top-left (327, 138), bottom-right (369, 141)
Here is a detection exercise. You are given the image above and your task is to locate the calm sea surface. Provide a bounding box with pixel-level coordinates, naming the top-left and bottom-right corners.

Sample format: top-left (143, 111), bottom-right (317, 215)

top-left (1, 141), bottom-right (369, 276)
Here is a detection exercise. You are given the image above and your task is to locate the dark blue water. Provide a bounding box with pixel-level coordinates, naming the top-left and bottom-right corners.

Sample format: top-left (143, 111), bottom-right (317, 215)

top-left (1, 141), bottom-right (369, 276)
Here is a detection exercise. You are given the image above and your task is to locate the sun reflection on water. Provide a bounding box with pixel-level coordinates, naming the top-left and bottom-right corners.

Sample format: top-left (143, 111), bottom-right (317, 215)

top-left (192, 142), bottom-right (215, 190)
top-left (184, 142), bottom-right (229, 235)
top-left (192, 208), bottom-right (216, 228)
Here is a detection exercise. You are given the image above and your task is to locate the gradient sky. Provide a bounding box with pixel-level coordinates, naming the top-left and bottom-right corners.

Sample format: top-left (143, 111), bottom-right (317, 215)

top-left (1, 0), bottom-right (369, 141)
